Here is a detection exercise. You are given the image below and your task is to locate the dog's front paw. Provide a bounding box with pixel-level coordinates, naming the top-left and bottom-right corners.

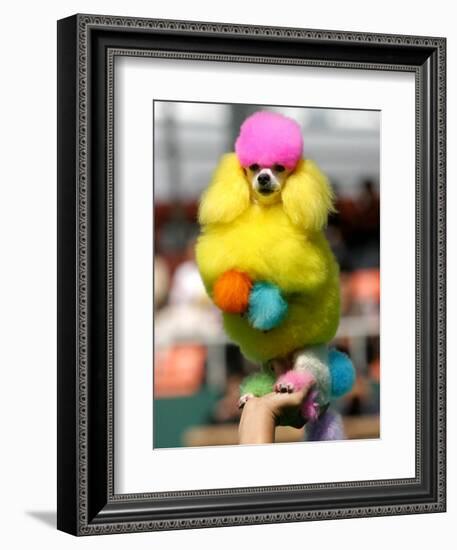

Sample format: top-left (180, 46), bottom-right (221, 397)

top-left (274, 370), bottom-right (315, 394)
top-left (247, 282), bottom-right (288, 331)
top-left (274, 381), bottom-right (295, 393)
top-left (238, 393), bottom-right (254, 409)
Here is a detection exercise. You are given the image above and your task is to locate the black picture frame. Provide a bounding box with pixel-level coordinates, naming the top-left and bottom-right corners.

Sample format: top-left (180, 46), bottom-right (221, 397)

top-left (57, 13), bottom-right (446, 536)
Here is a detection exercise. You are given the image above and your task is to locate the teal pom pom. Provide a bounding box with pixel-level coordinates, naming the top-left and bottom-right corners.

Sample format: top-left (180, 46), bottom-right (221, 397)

top-left (247, 282), bottom-right (288, 331)
top-left (329, 349), bottom-right (356, 398)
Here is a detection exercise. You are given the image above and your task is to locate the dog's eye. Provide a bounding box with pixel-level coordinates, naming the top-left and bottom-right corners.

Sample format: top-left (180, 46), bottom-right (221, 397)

top-left (274, 164), bottom-right (285, 173)
top-left (249, 163), bottom-right (259, 172)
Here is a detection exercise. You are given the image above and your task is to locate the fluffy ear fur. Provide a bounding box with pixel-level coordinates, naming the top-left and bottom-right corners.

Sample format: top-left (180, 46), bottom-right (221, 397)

top-left (198, 153), bottom-right (250, 225)
top-left (282, 159), bottom-right (335, 232)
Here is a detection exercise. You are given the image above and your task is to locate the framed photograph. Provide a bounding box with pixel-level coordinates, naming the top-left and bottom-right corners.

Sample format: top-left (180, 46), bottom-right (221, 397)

top-left (57, 14), bottom-right (446, 535)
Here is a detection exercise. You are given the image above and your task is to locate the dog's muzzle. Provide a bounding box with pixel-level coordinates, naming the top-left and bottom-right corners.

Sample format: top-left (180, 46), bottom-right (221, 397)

top-left (256, 172), bottom-right (274, 195)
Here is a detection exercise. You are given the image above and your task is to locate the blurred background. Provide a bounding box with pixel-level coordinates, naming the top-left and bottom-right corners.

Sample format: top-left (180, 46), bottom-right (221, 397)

top-left (153, 101), bottom-right (380, 448)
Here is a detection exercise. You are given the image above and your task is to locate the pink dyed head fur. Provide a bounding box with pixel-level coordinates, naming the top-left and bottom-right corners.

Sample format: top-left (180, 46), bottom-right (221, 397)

top-left (235, 111), bottom-right (303, 170)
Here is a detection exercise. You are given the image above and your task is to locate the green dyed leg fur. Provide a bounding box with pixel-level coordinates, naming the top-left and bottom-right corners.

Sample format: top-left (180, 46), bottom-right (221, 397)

top-left (239, 368), bottom-right (305, 428)
top-left (240, 368), bottom-right (276, 397)
top-left (239, 366), bottom-right (308, 429)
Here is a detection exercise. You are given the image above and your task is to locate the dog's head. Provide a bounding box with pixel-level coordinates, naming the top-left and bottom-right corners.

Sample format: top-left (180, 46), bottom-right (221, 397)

top-left (235, 111), bottom-right (302, 206)
top-left (198, 111), bottom-right (335, 232)
top-left (243, 162), bottom-right (291, 205)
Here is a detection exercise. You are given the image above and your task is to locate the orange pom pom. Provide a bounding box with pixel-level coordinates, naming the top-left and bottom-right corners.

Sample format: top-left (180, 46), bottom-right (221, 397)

top-left (213, 270), bottom-right (252, 314)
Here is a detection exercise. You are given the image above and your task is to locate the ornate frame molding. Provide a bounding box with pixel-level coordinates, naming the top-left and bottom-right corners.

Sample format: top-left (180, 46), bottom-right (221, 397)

top-left (57, 14), bottom-right (446, 535)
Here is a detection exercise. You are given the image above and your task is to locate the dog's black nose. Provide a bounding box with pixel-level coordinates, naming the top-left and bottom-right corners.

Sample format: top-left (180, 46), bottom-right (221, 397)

top-left (257, 173), bottom-right (271, 186)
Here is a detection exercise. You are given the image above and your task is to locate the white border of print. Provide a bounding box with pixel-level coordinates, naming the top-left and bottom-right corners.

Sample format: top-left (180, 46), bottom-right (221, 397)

top-left (114, 56), bottom-right (415, 494)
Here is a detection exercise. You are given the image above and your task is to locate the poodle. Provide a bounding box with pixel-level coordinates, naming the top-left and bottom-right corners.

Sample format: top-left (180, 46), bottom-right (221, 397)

top-left (195, 111), bottom-right (354, 434)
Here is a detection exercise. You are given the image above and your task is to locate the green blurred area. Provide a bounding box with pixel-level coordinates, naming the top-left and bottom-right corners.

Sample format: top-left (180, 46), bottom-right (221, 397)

top-left (153, 386), bottom-right (220, 448)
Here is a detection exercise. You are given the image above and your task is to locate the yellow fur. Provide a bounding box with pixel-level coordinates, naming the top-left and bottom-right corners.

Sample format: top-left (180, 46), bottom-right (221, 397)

top-left (198, 153), bottom-right (250, 225)
top-left (282, 159), bottom-right (336, 231)
top-left (195, 154), bottom-right (340, 364)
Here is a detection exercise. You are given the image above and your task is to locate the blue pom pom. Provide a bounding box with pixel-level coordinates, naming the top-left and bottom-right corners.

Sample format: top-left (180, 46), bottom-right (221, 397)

top-left (329, 349), bottom-right (355, 398)
top-left (247, 282), bottom-right (288, 331)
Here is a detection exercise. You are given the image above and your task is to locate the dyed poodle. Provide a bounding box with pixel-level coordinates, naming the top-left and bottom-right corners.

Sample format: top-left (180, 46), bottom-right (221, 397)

top-left (195, 111), bottom-right (355, 435)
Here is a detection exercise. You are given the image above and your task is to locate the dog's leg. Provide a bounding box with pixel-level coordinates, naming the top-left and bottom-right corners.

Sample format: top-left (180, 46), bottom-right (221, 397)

top-left (305, 409), bottom-right (346, 441)
top-left (274, 369), bottom-right (315, 394)
top-left (238, 367), bottom-right (275, 409)
top-left (274, 345), bottom-right (332, 422)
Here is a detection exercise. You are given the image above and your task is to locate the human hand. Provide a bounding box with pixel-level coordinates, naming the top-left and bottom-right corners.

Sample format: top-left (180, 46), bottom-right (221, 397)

top-left (238, 385), bottom-right (313, 444)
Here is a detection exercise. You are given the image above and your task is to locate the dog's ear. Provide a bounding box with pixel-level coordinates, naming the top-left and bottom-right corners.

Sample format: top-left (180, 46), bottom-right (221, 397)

top-left (198, 153), bottom-right (250, 225)
top-left (282, 159), bottom-right (335, 232)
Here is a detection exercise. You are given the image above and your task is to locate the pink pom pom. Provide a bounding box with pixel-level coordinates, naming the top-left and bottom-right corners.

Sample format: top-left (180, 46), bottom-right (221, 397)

top-left (235, 111), bottom-right (303, 169)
